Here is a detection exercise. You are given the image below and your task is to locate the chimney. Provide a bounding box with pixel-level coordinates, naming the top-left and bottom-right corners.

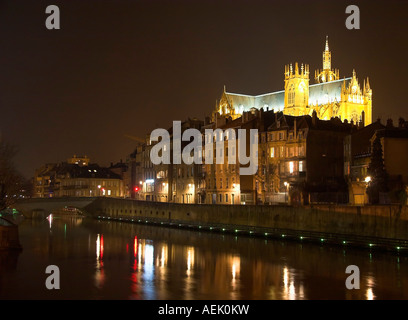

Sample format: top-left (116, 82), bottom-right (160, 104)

top-left (386, 118), bottom-right (394, 128)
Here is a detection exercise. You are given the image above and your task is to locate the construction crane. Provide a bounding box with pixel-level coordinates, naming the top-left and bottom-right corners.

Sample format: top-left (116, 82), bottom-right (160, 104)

top-left (124, 133), bottom-right (146, 144)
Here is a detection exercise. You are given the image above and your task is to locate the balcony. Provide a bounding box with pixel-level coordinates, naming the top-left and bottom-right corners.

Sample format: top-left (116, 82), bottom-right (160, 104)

top-left (61, 185), bottom-right (89, 190)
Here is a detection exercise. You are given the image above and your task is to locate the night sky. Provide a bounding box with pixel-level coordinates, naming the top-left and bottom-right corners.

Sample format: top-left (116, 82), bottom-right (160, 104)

top-left (0, 0), bottom-right (407, 178)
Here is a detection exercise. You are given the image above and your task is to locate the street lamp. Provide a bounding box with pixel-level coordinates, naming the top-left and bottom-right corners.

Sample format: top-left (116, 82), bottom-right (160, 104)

top-left (283, 181), bottom-right (289, 203)
top-left (364, 176), bottom-right (371, 205)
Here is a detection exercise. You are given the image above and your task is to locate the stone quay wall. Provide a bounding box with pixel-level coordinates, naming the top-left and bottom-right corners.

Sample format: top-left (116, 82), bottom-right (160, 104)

top-left (84, 198), bottom-right (408, 251)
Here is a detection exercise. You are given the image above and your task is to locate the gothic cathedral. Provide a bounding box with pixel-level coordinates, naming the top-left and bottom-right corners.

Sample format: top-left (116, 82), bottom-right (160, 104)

top-left (214, 36), bottom-right (372, 126)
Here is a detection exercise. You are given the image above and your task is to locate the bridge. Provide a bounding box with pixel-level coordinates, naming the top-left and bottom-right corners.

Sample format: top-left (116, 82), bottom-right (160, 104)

top-left (12, 197), bottom-right (98, 219)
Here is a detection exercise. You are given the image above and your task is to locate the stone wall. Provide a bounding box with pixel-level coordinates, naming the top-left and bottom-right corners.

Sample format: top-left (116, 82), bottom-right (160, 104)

top-left (84, 198), bottom-right (408, 244)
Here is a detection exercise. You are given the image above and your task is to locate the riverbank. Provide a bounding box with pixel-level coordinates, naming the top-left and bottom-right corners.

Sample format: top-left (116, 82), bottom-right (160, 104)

top-left (83, 198), bottom-right (408, 254)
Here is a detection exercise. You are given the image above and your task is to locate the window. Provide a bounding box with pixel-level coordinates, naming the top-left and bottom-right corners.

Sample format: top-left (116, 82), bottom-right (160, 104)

top-left (289, 161), bottom-right (294, 174)
top-left (289, 147), bottom-right (294, 157)
top-left (270, 147), bottom-right (275, 158)
top-left (225, 194), bottom-right (228, 203)
top-left (280, 162), bottom-right (285, 173)
top-left (219, 194), bottom-right (222, 203)
top-left (299, 145), bottom-right (305, 157)
top-left (157, 170), bottom-right (165, 179)
top-left (299, 161), bottom-right (304, 172)
top-left (288, 84), bottom-right (295, 105)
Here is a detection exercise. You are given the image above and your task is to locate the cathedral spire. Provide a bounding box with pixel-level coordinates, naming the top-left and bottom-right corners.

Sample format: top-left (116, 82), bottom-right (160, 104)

top-left (366, 77), bottom-right (371, 91)
top-left (323, 36), bottom-right (331, 71)
top-left (315, 36), bottom-right (339, 83)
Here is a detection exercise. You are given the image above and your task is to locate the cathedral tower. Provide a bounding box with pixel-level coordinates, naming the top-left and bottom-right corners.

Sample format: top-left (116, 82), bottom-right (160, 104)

top-left (315, 36), bottom-right (339, 83)
top-left (284, 62), bottom-right (310, 116)
top-left (339, 70), bottom-right (372, 125)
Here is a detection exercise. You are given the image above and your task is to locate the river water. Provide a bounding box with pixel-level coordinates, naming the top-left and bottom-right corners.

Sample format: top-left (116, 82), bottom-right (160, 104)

top-left (0, 214), bottom-right (407, 300)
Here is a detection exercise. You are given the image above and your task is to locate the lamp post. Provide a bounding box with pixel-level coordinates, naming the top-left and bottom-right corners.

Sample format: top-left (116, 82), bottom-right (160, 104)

top-left (284, 181), bottom-right (289, 204)
top-left (364, 176), bottom-right (371, 205)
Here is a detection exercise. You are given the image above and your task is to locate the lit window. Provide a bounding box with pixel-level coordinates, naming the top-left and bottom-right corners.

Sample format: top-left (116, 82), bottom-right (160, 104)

top-left (289, 161), bottom-right (294, 174)
top-left (288, 84), bottom-right (295, 105)
top-left (270, 147), bottom-right (275, 158)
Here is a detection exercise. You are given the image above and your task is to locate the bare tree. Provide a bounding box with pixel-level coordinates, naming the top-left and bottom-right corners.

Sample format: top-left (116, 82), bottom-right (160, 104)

top-left (0, 138), bottom-right (24, 211)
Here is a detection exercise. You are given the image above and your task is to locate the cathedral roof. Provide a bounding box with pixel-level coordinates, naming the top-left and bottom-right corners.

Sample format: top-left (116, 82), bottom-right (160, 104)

top-left (224, 90), bottom-right (285, 112)
top-left (224, 77), bottom-right (352, 113)
top-left (309, 77), bottom-right (351, 105)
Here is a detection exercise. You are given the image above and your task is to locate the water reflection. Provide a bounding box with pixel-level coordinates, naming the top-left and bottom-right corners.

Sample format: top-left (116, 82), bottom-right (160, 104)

top-left (281, 266), bottom-right (305, 300)
top-left (1, 216), bottom-right (407, 300)
top-left (366, 275), bottom-right (376, 300)
top-left (230, 256), bottom-right (240, 299)
top-left (184, 247), bottom-right (195, 299)
top-left (95, 234), bottom-right (105, 290)
top-left (47, 214), bottom-right (53, 229)
top-left (160, 244), bottom-right (168, 268)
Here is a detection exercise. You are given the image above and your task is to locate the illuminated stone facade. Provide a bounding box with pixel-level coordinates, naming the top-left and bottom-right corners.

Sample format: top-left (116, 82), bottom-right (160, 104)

top-left (213, 37), bottom-right (372, 126)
